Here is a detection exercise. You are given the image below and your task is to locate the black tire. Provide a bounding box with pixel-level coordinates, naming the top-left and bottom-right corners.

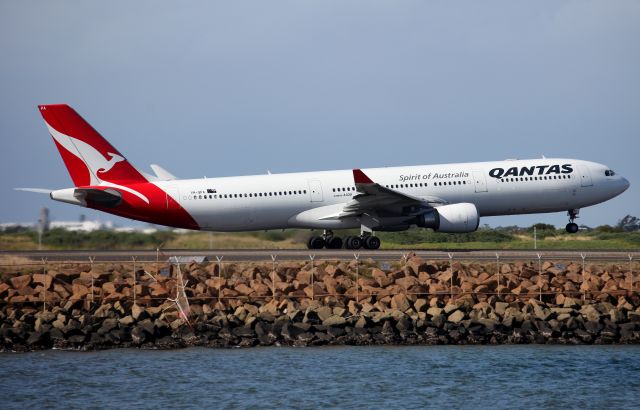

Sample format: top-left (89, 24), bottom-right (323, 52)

top-left (364, 236), bottom-right (381, 250)
top-left (309, 236), bottom-right (326, 249)
top-left (307, 236), bottom-right (314, 249)
top-left (566, 223), bottom-right (579, 234)
top-left (343, 236), bottom-right (352, 249)
top-left (349, 236), bottom-right (363, 250)
top-left (326, 236), bottom-right (343, 249)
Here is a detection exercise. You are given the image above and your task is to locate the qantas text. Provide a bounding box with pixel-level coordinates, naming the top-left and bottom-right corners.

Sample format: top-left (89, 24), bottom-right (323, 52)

top-left (488, 164), bottom-right (573, 179)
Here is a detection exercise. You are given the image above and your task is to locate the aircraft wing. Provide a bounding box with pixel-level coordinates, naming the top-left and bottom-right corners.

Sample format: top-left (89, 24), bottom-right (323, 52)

top-left (338, 169), bottom-right (446, 218)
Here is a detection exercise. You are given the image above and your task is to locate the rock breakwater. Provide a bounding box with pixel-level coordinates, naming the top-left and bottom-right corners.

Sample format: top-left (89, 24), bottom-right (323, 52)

top-left (1, 255), bottom-right (640, 351)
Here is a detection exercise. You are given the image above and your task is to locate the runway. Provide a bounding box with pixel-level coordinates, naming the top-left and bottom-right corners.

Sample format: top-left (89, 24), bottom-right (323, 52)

top-left (1, 249), bottom-right (637, 263)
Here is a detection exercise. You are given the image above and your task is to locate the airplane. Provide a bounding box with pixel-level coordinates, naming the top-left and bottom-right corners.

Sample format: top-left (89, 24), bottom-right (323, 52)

top-left (19, 104), bottom-right (630, 250)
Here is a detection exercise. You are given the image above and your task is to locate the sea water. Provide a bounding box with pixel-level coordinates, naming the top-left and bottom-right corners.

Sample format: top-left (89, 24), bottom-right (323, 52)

top-left (1, 345), bottom-right (639, 409)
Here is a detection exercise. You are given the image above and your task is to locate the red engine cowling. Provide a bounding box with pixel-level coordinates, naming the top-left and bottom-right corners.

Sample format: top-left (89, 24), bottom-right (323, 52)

top-left (415, 203), bottom-right (480, 233)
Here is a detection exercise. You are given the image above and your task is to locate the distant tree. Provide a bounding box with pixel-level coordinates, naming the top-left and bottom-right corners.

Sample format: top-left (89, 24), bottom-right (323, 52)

top-left (495, 225), bottom-right (521, 233)
top-left (617, 215), bottom-right (640, 232)
top-left (528, 223), bottom-right (556, 232)
top-left (595, 224), bottom-right (623, 233)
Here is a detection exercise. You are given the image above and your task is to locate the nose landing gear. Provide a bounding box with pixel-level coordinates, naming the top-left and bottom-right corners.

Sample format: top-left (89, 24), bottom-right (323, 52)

top-left (566, 209), bottom-right (579, 233)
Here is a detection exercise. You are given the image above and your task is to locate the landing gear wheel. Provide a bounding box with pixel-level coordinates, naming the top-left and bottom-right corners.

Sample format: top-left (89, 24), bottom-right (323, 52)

top-left (345, 236), bottom-right (363, 250)
top-left (565, 223), bottom-right (579, 234)
top-left (326, 236), bottom-right (343, 249)
top-left (566, 209), bottom-right (580, 234)
top-left (307, 236), bottom-right (326, 249)
top-left (363, 236), bottom-right (381, 250)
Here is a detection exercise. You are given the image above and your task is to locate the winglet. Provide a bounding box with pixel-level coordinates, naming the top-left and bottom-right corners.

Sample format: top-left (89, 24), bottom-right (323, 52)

top-left (353, 169), bottom-right (374, 184)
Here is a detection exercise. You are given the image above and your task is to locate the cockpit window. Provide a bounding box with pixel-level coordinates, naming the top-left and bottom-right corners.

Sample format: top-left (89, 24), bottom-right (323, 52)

top-left (605, 170), bottom-right (616, 176)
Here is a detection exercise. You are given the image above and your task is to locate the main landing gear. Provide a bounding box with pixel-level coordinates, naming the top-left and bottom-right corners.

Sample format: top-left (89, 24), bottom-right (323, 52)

top-left (566, 209), bottom-right (579, 234)
top-left (306, 230), bottom-right (381, 250)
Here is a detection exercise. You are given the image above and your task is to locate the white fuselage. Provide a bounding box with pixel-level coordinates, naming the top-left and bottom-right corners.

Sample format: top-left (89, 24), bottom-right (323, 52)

top-left (155, 158), bottom-right (629, 232)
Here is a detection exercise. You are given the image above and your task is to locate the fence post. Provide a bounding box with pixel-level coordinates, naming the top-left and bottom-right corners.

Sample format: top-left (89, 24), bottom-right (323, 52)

top-left (448, 253), bottom-right (453, 300)
top-left (580, 253), bottom-right (587, 301)
top-left (41, 257), bottom-right (47, 313)
top-left (537, 253), bottom-right (542, 302)
top-left (495, 252), bottom-right (500, 290)
top-left (132, 256), bottom-right (137, 306)
top-left (629, 254), bottom-right (634, 292)
top-left (215, 256), bottom-right (224, 302)
top-left (354, 253), bottom-right (360, 303)
top-left (270, 254), bottom-right (277, 300)
top-left (309, 254), bottom-right (315, 301)
top-left (89, 256), bottom-right (95, 308)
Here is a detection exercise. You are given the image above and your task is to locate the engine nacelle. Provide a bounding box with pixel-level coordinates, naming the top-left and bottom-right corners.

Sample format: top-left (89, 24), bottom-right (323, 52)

top-left (415, 203), bottom-right (480, 233)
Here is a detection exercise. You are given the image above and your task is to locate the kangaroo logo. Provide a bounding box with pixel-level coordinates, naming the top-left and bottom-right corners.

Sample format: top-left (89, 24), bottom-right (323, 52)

top-left (46, 122), bottom-right (149, 203)
top-left (97, 152), bottom-right (125, 174)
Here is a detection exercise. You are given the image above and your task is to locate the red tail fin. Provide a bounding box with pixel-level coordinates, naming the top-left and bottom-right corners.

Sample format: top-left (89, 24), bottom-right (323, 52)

top-left (38, 104), bottom-right (147, 187)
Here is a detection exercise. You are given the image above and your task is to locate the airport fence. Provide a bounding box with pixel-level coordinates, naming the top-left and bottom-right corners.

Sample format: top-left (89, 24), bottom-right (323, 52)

top-left (0, 251), bottom-right (638, 314)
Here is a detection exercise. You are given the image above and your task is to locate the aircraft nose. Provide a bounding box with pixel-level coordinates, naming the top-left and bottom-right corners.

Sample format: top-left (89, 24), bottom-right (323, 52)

top-left (621, 177), bottom-right (630, 191)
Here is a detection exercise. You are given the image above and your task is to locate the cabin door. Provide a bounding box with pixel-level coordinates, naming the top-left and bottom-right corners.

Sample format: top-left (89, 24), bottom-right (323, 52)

top-left (166, 187), bottom-right (181, 210)
top-left (472, 170), bottom-right (488, 193)
top-left (578, 166), bottom-right (593, 187)
top-left (307, 180), bottom-right (324, 202)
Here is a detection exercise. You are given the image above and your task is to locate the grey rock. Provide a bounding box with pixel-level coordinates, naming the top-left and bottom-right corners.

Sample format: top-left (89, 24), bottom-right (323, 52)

top-left (138, 319), bottom-right (156, 336)
top-left (322, 315), bottom-right (346, 327)
top-left (494, 302), bottom-right (509, 317)
top-left (316, 306), bottom-right (333, 322)
top-left (297, 332), bottom-right (315, 343)
top-left (68, 334), bottom-right (86, 344)
top-left (327, 326), bottom-right (345, 338)
top-left (131, 326), bottom-right (146, 344)
top-left (232, 326), bottom-right (255, 338)
top-left (98, 318), bottom-right (118, 335)
top-left (584, 321), bottom-right (602, 335)
top-left (448, 310), bottom-right (465, 324)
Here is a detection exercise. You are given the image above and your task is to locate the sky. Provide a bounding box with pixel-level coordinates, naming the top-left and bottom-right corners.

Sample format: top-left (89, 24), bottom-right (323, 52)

top-left (0, 1), bottom-right (638, 229)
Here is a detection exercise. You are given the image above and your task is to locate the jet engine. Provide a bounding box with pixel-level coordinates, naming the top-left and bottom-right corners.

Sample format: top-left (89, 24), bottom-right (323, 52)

top-left (415, 203), bottom-right (480, 233)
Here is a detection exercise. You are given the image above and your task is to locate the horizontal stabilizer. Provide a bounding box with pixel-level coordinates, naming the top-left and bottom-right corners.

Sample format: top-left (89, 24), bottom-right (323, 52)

top-left (49, 187), bottom-right (122, 207)
top-left (14, 188), bottom-right (52, 194)
top-left (76, 188), bottom-right (123, 207)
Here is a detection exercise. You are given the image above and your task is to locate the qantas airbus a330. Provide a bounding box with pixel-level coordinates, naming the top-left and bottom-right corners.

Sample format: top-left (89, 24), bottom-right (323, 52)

top-left (19, 104), bottom-right (630, 250)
